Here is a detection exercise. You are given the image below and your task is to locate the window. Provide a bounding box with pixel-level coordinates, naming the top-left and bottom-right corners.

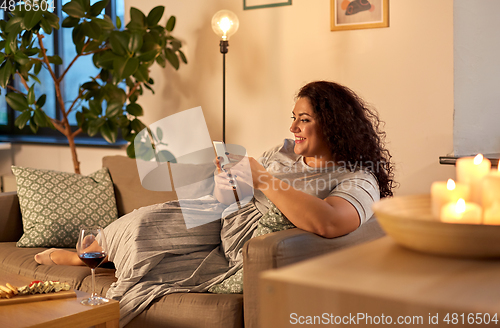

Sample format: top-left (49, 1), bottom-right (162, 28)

top-left (0, 0), bottom-right (125, 145)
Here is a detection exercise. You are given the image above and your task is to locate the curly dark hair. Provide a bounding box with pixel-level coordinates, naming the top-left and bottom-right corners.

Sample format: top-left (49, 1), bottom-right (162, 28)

top-left (297, 81), bottom-right (396, 198)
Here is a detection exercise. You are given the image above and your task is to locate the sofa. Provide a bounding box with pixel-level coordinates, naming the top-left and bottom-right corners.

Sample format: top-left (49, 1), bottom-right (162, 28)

top-left (0, 155), bottom-right (385, 327)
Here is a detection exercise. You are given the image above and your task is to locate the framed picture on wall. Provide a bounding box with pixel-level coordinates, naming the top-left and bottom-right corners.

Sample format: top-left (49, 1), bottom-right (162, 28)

top-left (244, 0), bottom-right (292, 10)
top-left (331, 0), bottom-right (389, 31)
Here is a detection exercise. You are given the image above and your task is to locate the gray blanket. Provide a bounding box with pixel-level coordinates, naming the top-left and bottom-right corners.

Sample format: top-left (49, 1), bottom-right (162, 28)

top-left (104, 196), bottom-right (262, 327)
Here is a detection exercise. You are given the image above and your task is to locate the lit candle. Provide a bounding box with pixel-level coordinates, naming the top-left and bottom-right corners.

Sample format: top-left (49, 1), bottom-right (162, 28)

top-left (482, 161), bottom-right (500, 224)
top-left (440, 198), bottom-right (482, 224)
top-left (482, 161), bottom-right (500, 209)
top-left (456, 154), bottom-right (491, 205)
top-left (484, 202), bottom-right (500, 225)
top-left (431, 179), bottom-right (470, 218)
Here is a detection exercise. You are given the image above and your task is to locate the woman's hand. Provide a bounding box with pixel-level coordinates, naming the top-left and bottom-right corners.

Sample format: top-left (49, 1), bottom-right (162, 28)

top-left (213, 156), bottom-right (253, 205)
top-left (222, 154), bottom-right (272, 190)
top-left (213, 157), bottom-right (238, 191)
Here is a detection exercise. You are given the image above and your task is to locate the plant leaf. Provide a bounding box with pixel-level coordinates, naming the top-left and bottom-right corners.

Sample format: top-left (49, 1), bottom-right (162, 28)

top-left (178, 50), bottom-right (187, 64)
top-left (36, 94), bottom-right (47, 108)
top-left (14, 52), bottom-right (30, 65)
top-left (6, 92), bottom-right (30, 111)
top-left (28, 73), bottom-right (41, 84)
top-left (112, 56), bottom-right (127, 82)
top-left (100, 121), bottom-right (117, 143)
top-left (72, 24), bottom-right (86, 52)
top-left (116, 16), bottom-right (122, 29)
top-left (14, 111), bottom-right (31, 129)
top-left (43, 12), bottom-right (60, 29)
top-left (109, 31), bottom-right (129, 56)
top-left (79, 0), bottom-right (91, 12)
top-left (147, 6), bottom-right (164, 27)
top-left (62, 16), bottom-right (80, 28)
top-left (33, 108), bottom-right (46, 126)
top-left (90, 0), bottom-right (110, 17)
top-left (47, 55), bottom-right (63, 65)
top-left (131, 118), bottom-right (146, 133)
top-left (88, 117), bottom-right (105, 136)
top-left (93, 17), bottom-right (115, 30)
top-left (157, 150), bottom-right (176, 163)
top-left (0, 60), bottom-right (13, 88)
top-left (83, 20), bottom-right (102, 39)
top-left (126, 103), bottom-right (143, 116)
top-left (126, 142), bottom-right (135, 158)
top-left (29, 117), bottom-right (39, 133)
top-left (34, 61), bottom-right (42, 75)
top-left (133, 64), bottom-right (149, 82)
top-left (62, 1), bottom-right (86, 19)
top-left (89, 99), bottom-right (103, 116)
top-left (166, 16), bottom-right (176, 32)
top-left (105, 101), bottom-right (122, 117)
top-left (6, 16), bottom-right (23, 34)
top-left (165, 48), bottom-right (179, 70)
top-left (24, 9), bottom-right (43, 30)
top-left (39, 17), bottom-right (53, 34)
top-left (156, 126), bottom-right (163, 141)
top-left (155, 53), bottom-right (166, 68)
top-left (122, 57), bottom-right (139, 79)
top-left (138, 48), bottom-right (159, 62)
top-left (94, 51), bottom-right (117, 69)
top-left (129, 7), bottom-right (146, 29)
top-left (128, 32), bottom-right (143, 53)
top-left (27, 84), bottom-right (35, 105)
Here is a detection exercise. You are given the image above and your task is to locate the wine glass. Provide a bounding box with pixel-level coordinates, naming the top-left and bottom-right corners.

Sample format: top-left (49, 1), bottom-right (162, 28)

top-left (76, 226), bottom-right (109, 306)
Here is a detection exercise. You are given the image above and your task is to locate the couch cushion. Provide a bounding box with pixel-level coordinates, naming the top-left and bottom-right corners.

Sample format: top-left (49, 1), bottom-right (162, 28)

top-left (11, 166), bottom-right (118, 248)
top-left (103, 156), bottom-right (177, 217)
top-left (103, 156), bottom-right (216, 217)
top-left (0, 242), bottom-right (114, 290)
top-left (125, 293), bottom-right (243, 328)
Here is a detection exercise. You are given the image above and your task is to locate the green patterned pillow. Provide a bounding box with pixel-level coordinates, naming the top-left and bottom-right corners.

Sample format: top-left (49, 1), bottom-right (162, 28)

top-left (12, 166), bottom-right (118, 248)
top-left (208, 198), bottom-right (295, 294)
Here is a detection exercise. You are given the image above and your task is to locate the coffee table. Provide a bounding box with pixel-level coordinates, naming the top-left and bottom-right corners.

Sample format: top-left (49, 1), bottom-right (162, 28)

top-left (0, 272), bottom-right (119, 328)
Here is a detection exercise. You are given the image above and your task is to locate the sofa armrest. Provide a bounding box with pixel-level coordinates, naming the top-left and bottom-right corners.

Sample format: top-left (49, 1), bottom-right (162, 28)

top-left (0, 191), bottom-right (23, 242)
top-left (242, 216), bottom-right (385, 328)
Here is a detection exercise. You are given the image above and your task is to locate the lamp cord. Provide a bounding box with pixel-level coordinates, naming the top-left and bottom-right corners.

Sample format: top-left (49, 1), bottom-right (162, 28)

top-left (223, 51), bottom-right (226, 143)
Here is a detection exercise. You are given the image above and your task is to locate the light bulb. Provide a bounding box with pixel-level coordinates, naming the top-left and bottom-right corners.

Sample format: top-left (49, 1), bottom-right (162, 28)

top-left (212, 10), bottom-right (239, 40)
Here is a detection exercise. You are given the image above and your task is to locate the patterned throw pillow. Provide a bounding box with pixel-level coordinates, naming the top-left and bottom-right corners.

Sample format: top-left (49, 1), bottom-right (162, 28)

top-left (208, 198), bottom-right (295, 294)
top-left (12, 166), bottom-right (118, 248)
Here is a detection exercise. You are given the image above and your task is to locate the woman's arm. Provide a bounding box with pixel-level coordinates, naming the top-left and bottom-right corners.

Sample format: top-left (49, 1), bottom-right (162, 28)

top-left (226, 155), bottom-right (360, 238)
top-left (259, 173), bottom-right (360, 238)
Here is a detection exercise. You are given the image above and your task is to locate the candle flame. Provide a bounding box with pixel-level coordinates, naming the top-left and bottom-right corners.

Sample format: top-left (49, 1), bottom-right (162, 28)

top-left (474, 154), bottom-right (483, 165)
top-left (456, 198), bottom-right (466, 214)
top-left (446, 179), bottom-right (456, 190)
top-left (498, 160), bottom-right (500, 172)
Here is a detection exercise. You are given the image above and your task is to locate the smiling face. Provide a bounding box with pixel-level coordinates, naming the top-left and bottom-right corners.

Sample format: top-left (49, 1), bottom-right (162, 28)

top-left (290, 97), bottom-right (334, 167)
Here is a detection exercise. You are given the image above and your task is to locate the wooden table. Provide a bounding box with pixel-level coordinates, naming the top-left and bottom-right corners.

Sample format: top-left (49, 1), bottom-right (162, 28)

top-left (0, 272), bottom-right (119, 328)
top-left (260, 236), bottom-right (500, 327)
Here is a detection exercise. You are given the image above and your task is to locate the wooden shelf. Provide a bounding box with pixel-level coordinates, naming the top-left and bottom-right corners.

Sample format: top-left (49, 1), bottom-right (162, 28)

top-left (259, 237), bottom-right (500, 327)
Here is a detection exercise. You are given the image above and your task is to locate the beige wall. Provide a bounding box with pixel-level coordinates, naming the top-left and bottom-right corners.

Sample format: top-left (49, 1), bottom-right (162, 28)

top-left (3, 0), bottom-right (455, 195)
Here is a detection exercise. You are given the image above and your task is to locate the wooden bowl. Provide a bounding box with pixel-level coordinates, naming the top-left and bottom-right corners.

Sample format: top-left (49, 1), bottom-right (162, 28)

top-left (372, 194), bottom-right (500, 258)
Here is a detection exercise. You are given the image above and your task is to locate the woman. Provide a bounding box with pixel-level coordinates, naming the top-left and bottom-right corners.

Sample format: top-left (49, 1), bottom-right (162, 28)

top-left (35, 81), bottom-right (395, 325)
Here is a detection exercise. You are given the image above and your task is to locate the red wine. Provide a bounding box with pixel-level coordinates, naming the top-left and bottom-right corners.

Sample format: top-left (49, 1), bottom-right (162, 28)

top-left (79, 252), bottom-right (106, 269)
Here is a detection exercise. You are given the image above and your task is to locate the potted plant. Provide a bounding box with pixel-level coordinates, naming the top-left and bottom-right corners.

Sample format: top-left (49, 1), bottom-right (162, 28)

top-left (0, 0), bottom-right (186, 173)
